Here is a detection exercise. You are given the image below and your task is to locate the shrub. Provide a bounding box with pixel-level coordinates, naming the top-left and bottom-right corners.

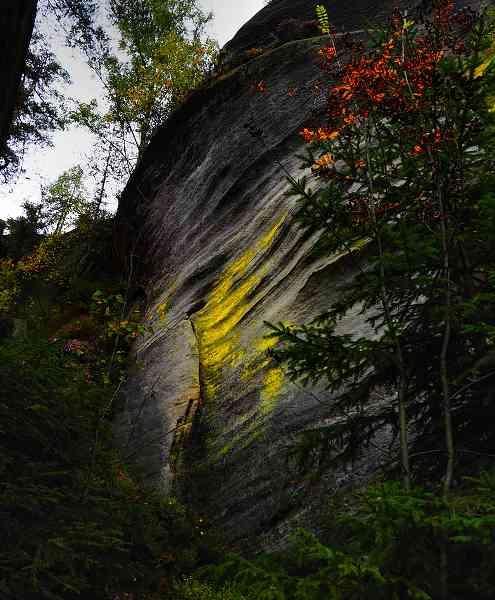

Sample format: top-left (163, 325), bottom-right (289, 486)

top-left (0, 336), bottom-right (204, 599)
top-left (175, 578), bottom-right (250, 600)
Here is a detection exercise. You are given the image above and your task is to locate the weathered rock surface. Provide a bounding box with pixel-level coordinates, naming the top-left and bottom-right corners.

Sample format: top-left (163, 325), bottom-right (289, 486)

top-left (113, 0), bottom-right (483, 550)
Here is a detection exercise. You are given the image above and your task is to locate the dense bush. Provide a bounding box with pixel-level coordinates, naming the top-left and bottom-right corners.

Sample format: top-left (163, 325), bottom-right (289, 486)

top-left (0, 336), bottom-right (207, 599)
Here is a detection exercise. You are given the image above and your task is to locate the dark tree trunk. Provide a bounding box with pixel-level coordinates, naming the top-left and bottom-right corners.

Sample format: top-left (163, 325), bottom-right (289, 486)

top-left (0, 0), bottom-right (38, 153)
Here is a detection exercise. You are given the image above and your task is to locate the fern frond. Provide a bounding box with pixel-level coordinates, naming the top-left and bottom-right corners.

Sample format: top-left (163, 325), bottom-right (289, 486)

top-left (316, 4), bottom-right (330, 35)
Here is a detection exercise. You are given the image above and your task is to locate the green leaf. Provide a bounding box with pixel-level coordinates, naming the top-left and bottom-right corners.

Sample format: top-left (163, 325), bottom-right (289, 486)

top-left (28, 404), bottom-right (49, 412)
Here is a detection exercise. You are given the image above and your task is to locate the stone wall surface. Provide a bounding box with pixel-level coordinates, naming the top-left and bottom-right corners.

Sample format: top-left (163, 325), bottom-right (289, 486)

top-left (113, 0), bottom-right (483, 550)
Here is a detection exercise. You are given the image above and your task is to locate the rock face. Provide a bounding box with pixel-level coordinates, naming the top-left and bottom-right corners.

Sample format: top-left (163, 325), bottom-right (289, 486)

top-left (113, 0), bottom-right (482, 549)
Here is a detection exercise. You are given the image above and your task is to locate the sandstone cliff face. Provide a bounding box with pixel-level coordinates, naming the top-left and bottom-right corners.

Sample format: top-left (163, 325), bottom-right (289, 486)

top-left (113, 0), bottom-right (481, 549)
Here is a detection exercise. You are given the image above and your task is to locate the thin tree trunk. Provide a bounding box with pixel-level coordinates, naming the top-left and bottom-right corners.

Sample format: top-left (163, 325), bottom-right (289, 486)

top-left (94, 148), bottom-right (111, 220)
top-left (434, 165), bottom-right (454, 600)
top-left (365, 121), bottom-right (411, 489)
top-left (376, 226), bottom-right (411, 490)
top-left (439, 198), bottom-right (455, 499)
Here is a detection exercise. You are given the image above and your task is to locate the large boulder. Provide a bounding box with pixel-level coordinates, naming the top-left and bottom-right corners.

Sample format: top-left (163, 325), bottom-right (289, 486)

top-left (113, 0), bottom-right (483, 550)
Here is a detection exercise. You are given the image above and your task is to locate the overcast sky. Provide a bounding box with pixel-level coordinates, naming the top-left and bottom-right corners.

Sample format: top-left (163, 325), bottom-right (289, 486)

top-left (0, 0), bottom-right (265, 221)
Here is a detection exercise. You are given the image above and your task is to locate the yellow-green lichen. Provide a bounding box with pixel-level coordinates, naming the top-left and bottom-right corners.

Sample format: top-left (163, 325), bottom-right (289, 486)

top-left (241, 328), bottom-right (293, 416)
top-left (240, 336), bottom-right (277, 382)
top-left (260, 366), bottom-right (284, 416)
top-left (193, 215), bottom-right (286, 401)
top-left (216, 438), bottom-right (236, 458)
top-left (146, 281), bottom-right (178, 325)
top-left (156, 298), bottom-right (171, 322)
top-left (190, 215), bottom-right (292, 461)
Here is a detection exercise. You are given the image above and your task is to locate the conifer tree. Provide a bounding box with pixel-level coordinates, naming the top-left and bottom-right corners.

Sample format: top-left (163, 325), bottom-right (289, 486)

top-left (268, 2), bottom-right (495, 490)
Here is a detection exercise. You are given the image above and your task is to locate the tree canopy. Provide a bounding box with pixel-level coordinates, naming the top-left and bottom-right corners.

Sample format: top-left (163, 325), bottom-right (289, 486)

top-left (269, 2), bottom-right (495, 493)
top-left (71, 0), bottom-right (217, 187)
top-left (1, 0), bottom-right (217, 190)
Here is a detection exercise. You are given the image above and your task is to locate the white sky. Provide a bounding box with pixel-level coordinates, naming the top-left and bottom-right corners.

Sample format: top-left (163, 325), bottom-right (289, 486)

top-left (0, 0), bottom-right (265, 221)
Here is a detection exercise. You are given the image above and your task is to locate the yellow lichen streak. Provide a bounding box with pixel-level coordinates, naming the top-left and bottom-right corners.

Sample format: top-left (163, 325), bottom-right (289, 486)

top-left (242, 326), bottom-right (293, 418)
top-left (260, 366), bottom-right (284, 416)
top-left (240, 336), bottom-right (274, 383)
top-left (193, 215), bottom-right (286, 401)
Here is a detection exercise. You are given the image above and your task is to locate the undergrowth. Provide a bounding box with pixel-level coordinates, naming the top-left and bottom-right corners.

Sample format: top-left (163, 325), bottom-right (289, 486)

top-left (175, 477), bottom-right (495, 600)
top-left (0, 335), bottom-right (216, 600)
